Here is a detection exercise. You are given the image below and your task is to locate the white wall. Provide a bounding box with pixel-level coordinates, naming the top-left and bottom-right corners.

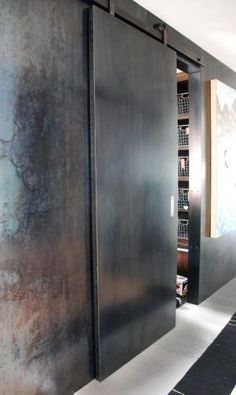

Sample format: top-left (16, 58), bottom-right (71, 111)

top-left (134, 0), bottom-right (236, 72)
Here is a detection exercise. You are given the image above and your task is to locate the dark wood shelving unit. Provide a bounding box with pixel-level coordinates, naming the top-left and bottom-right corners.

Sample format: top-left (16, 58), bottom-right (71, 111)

top-left (177, 71), bottom-right (189, 256)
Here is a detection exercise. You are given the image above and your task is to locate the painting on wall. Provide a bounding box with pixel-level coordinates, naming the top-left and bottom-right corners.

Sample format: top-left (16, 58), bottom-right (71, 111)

top-left (206, 79), bottom-right (236, 238)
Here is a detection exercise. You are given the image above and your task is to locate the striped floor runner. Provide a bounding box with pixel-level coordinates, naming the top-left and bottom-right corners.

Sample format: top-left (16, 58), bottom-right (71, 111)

top-left (169, 312), bottom-right (236, 395)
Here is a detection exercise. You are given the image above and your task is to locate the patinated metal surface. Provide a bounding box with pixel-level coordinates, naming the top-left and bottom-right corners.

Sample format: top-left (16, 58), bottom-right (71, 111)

top-left (0, 1), bottom-right (93, 394)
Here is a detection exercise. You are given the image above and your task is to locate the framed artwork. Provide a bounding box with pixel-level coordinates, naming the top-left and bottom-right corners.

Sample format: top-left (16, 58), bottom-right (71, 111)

top-left (205, 80), bottom-right (236, 238)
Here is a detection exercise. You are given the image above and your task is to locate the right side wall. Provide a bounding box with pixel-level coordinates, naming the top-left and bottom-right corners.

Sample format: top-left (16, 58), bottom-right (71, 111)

top-left (199, 52), bottom-right (236, 302)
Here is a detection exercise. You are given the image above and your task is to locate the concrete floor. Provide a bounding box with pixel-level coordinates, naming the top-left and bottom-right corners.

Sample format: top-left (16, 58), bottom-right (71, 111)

top-left (76, 277), bottom-right (236, 395)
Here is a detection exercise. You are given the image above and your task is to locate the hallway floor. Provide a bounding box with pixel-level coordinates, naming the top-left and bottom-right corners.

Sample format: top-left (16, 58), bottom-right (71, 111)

top-left (76, 277), bottom-right (236, 395)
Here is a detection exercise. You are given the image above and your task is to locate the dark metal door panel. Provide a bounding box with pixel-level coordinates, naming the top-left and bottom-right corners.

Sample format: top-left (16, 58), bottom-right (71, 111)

top-left (90, 7), bottom-right (177, 380)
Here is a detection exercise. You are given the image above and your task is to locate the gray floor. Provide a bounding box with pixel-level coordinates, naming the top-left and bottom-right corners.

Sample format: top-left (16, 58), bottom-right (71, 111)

top-left (76, 277), bottom-right (236, 395)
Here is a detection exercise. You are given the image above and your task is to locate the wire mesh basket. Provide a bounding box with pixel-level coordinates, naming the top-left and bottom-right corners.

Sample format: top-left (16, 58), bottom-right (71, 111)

top-left (178, 156), bottom-right (189, 177)
top-left (178, 125), bottom-right (189, 146)
top-left (178, 188), bottom-right (189, 209)
top-left (177, 92), bottom-right (189, 115)
top-left (178, 219), bottom-right (189, 240)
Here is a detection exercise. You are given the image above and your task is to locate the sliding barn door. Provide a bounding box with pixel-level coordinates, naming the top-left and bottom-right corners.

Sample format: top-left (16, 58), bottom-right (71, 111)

top-left (90, 6), bottom-right (177, 380)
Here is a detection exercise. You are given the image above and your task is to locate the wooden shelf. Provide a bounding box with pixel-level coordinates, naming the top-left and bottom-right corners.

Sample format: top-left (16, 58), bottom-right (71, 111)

top-left (177, 72), bottom-right (188, 82)
top-left (178, 176), bottom-right (189, 182)
top-left (178, 114), bottom-right (189, 121)
top-left (177, 239), bottom-right (189, 249)
top-left (177, 245), bottom-right (188, 276)
top-left (178, 145), bottom-right (189, 151)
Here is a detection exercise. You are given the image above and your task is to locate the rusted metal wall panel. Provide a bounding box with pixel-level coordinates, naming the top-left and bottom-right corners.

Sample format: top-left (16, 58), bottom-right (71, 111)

top-left (0, 1), bottom-right (94, 394)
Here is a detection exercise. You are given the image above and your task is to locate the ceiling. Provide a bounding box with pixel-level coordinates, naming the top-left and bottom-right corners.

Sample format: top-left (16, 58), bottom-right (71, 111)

top-left (134, 0), bottom-right (236, 72)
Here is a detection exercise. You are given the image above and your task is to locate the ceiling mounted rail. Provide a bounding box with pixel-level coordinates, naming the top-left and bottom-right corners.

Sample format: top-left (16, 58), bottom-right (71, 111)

top-left (92, 0), bottom-right (205, 69)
